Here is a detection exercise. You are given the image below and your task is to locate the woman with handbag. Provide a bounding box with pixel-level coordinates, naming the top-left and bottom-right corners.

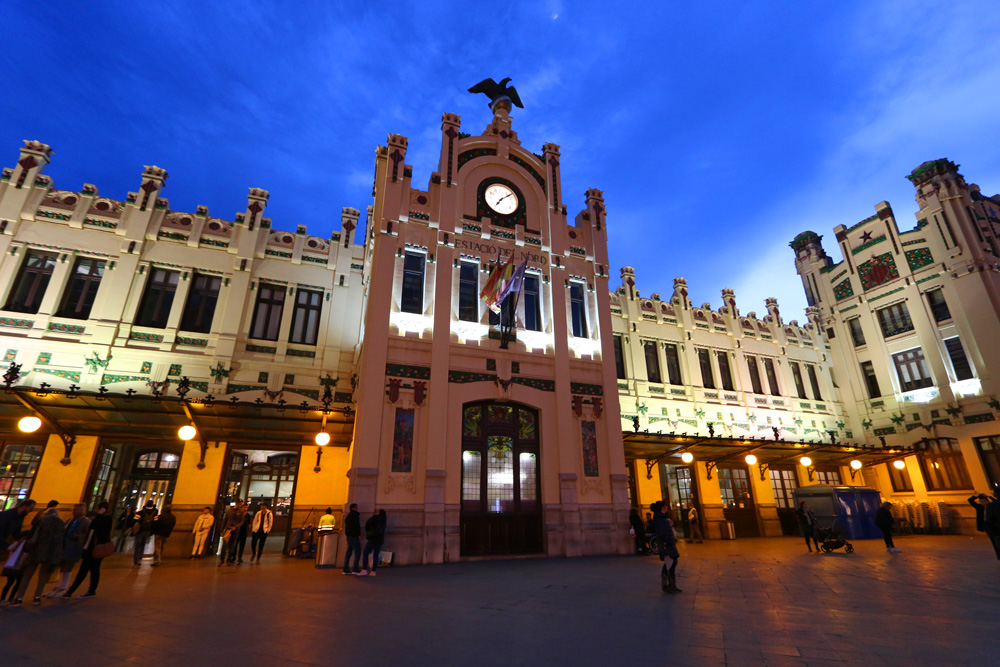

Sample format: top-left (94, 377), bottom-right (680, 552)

top-left (66, 501), bottom-right (113, 599)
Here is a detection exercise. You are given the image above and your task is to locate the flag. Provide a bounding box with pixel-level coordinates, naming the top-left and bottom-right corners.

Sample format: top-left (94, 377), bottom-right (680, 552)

top-left (495, 260), bottom-right (527, 307)
top-left (480, 249), bottom-right (515, 313)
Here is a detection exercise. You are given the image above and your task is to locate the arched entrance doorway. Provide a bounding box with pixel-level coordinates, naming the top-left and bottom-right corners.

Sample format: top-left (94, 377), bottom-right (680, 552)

top-left (83, 444), bottom-right (182, 515)
top-left (218, 447), bottom-right (300, 555)
top-left (460, 401), bottom-right (542, 556)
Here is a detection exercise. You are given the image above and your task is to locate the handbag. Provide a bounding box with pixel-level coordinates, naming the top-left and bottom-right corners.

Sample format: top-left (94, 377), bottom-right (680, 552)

top-left (377, 550), bottom-right (394, 567)
top-left (3, 539), bottom-right (26, 571)
top-left (92, 541), bottom-right (115, 559)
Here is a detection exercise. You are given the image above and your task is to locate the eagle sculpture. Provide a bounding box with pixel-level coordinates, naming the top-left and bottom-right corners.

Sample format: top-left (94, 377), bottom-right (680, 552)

top-left (468, 77), bottom-right (524, 111)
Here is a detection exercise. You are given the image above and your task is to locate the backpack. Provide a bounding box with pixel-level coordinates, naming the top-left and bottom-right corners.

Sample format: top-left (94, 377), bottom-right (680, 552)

top-left (139, 510), bottom-right (156, 532)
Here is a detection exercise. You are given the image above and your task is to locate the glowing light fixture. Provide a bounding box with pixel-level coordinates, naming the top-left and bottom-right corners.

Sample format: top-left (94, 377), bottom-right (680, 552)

top-left (893, 459), bottom-right (906, 470)
top-left (745, 454), bottom-right (758, 465)
top-left (681, 452), bottom-right (694, 463)
top-left (799, 456), bottom-right (812, 467)
top-left (315, 431), bottom-right (331, 446)
top-left (178, 424), bottom-right (197, 441)
top-left (850, 460), bottom-right (862, 470)
top-left (18, 416), bottom-right (41, 433)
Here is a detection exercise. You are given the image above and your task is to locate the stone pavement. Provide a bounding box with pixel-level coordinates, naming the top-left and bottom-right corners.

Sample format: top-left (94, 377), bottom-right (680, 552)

top-left (2, 534), bottom-right (998, 666)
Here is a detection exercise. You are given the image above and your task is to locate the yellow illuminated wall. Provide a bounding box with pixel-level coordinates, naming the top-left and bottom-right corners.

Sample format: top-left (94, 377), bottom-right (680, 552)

top-left (28, 435), bottom-right (98, 507)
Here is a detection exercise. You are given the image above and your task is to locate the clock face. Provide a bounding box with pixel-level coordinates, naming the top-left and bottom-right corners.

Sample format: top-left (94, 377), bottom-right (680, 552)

top-left (484, 183), bottom-right (518, 215)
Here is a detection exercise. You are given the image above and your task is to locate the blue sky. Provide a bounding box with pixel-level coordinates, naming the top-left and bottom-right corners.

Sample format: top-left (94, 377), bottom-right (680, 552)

top-left (2, 1), bottom-right (999, 321)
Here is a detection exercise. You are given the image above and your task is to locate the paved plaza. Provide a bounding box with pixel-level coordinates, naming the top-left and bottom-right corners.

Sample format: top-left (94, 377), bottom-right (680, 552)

top-left (2, 534), bottom-right (998, 666)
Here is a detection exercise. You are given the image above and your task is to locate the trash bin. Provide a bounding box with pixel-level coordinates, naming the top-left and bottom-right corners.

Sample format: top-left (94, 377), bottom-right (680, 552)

top-left (287, 528), bottom-right (303, 556)
top-left (315, 529), bottom-right (339, 568)
top-left (720, 521), bottom-right (736, 540)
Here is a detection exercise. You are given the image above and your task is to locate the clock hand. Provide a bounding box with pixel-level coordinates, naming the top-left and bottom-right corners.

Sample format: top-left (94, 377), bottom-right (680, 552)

top-left (495, 193), bottom-right (513, 204)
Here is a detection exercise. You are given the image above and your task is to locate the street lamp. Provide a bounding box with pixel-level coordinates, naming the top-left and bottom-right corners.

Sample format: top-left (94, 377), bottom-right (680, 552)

top-left (799, 456), bottom-right (812, 467)
top-left (18, 416), bottom-right (41, 433)
top-left (893, 459), bottom-right (905, 470)
top-left (850, 460), bottom-right (862, 470)
top-left (745, 454), bottom-right (757, 465)
top-left (680, 452), bottom-right (694, 463)
top-left (178, 424), bottom-right (197, 441)
top-left (315, 431), bottom-right (331, 446)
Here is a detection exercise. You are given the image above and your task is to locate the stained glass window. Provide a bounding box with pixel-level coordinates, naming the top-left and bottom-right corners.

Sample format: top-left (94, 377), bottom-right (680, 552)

top-left (487, 435), bottom-right (515, 513)
top-left (519, 453), bottom-right (537, 512)
top-left (463, 406), bottom-right (481, 437)
top-left (462, 451), bottom-right (482, 512)
top-left (488, 405), bottom-right (514, 423)
top-left (519, 409), bottom-right (536, 441)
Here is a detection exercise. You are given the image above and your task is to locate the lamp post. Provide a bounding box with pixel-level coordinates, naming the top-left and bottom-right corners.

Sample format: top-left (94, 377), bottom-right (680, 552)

top-left (18, 416), bottom-right (41, 433)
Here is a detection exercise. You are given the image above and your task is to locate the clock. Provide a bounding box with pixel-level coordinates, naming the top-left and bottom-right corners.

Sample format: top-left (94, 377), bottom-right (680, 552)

top-left (484, 183), bottom-right (519, 215)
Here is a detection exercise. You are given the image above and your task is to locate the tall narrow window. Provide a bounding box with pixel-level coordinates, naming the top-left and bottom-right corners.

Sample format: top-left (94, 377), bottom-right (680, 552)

top-left (56, 257), bottom-right (105, 319)
top-left (644, 341), bottom-right (661, 383)
top-left (0, 444), bottom-right (44, 510)
top-left (523, 274), bottom-right (541, 331)
top-left (876, 302), bottom-right (914, 338)
top-left (613, 335), bottom-right (627, 380)
top-left (944, 337), bottom-right (974, 381)
top-left (847, 318), bottom-right (866, 347)
top-left (697, 349), bottom-right (715, 389)
top-left (665, 343), bottom-right (682, 385)
top-left (892, 348), bottom-right (934, 392)
top-left (458, 262), bottom-right (478, 322)
top-left (763, 358), bottom-right (780, 396)
top-left (4, 250), bottom-right (57, 314)
top-left (250, 282), bottom-right (285, 340)
top-left (290, 288), bottom-right (323, 345)
top-left (806, 364), bottom-right (822, 400)
top-left (400, 252), bottom-right (425, 314)
top-left (569, 282), bottom-right (587, 337)
top-left (790, 362), bottom-right (807, 399)
top-left (746, 355), bottom-right (764, 394)
top-left (926, 288), bottom-right (951, 322)
top-left (180, 273), bottom-right (222, 333)
top-left (717, 352), bottom-right (734, 391)
top-left (860, 361), bottom-right (881, 399)
top-left (488, 295), bottom-right (515, 329)
top-left (135, 268), bottom-right (179, 329)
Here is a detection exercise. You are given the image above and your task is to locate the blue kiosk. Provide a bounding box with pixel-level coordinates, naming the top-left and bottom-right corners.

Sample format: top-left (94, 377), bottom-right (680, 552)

top-left (792, 485), bottom-right (883, 540)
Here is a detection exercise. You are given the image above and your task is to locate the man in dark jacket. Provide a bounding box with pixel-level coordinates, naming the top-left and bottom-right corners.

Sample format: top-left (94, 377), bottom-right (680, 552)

top-left (968, 493), bottom-right (994, 532)
top-left (359, 509), bottom-right (386, 576)
top-left (132, 501), bottom-right (158, 568)
top-left (875, 501), bottom-right (900, 553)
top-left (151, 504), bottom-right (176, 566)
top-left (652, 501), bottom-right (681, 594)
top-left (342, 503), bottom-right (362, 575)
top-left (0, 499), bottom-right (36, 551)
top-left (984, 496), bottom-right (1000, 560)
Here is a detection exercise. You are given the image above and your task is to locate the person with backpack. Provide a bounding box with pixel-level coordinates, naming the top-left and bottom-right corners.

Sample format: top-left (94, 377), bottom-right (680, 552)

top-left (132, 501), bottom-right (158, 568)
top-left (359, 509), bottom-right (386, 576)
top-left (151, 504), bottom-right (176, 566)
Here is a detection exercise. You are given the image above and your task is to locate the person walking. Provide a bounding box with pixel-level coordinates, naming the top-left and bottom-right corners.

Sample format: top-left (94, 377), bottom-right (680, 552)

top-left (65, 501), bottom-right (113, 599)
top-left (984, 495), bottom-right (1000, 561)
top-left (250, 503), bottom-right (273, 563)
top-left (687, 506), bottom-right (703, 543)
top-left (115, 504), bottom-right (133, 552)
top-left (151, 504), bottom-right (176, 566)
top-left (342, 503), bottom-right (361, 575)
top-left (875, 501), bottom-right (901, 553)
top-left (236, 508), bottom-right (252, 564)
top-left (190, 507), bottom-right (214, 559)
top-left (628, 508), bottom-right (646, 554)
top-left (46, 503), bottom-right (90, 597)
top-left (796, 501), bottom-right (820, 552)
top-left (652, 501), bottom-right (681, 593)
top-left (359, 509), bottom-right (386, 576)
top-left (219, 500), bottom-right (246, 566)
top-left (132, 501), bottom-right (158, 568)
top-left (0, 499), bottom-right (35, 604)
top-left (12, 505), bottom-right (64, 606)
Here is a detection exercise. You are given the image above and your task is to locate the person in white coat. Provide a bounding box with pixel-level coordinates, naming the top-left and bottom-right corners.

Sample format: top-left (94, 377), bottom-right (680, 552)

top-left (250, 503), bottom-right (273, 564)
top-left (190, 507), bottom-right (214, 559)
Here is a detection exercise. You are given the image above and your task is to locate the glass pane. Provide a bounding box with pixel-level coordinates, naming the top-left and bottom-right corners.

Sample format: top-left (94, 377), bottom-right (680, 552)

top-left (463, 406), bottom-right (482, 437)
top-left (488, 405), bottom-right (514, 423)
top-left (518, 409), bottom-right (536, 440)
top-left (486, 436), bottom-right (514, 513)
top-left (519, 452), bottom-right (537, 512)
top-left (462, 451), bottom-right (482, 512)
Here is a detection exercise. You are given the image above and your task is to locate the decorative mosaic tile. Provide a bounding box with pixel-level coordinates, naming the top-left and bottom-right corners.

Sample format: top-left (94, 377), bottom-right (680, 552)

top-left (858, 253), bottom-right (900, 291)
top-left (245, 343), bottom-right (276, 353)
top-left (168, 364), bottom-right (182, 376)
top-left (284, 374), bottom-right (295, 385)
top-left (833, 279), bottom-right (855, 302)
top-left (257, 372), bottom-right (269, 383)
top-left (570, 382), bottom-right (603, 396)
top-left (35, 352), bottom-right (51, 365)
top-left (129, 331), bottom-right (164, 343)
top-left (387, 363), bottom-right (431, 380)
top-left (286, 348), bottom-right (316, 358)
top-left (905, 247), bottom-right (934, 271)
top-left (140, 361), bottom-right (152, 374)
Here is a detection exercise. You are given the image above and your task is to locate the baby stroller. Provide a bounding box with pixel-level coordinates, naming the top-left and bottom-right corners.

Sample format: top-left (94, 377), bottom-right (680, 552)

top-left (814, 522), bottom-right (854, 553)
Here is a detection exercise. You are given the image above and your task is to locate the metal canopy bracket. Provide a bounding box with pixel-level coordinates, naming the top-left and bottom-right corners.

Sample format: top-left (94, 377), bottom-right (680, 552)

top-left (181, 401), bottom-right (211, 470)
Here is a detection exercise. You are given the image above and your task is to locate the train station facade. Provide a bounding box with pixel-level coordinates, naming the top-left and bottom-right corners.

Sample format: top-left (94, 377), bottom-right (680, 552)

top-left (2, 110), bottom-right (999, 560)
